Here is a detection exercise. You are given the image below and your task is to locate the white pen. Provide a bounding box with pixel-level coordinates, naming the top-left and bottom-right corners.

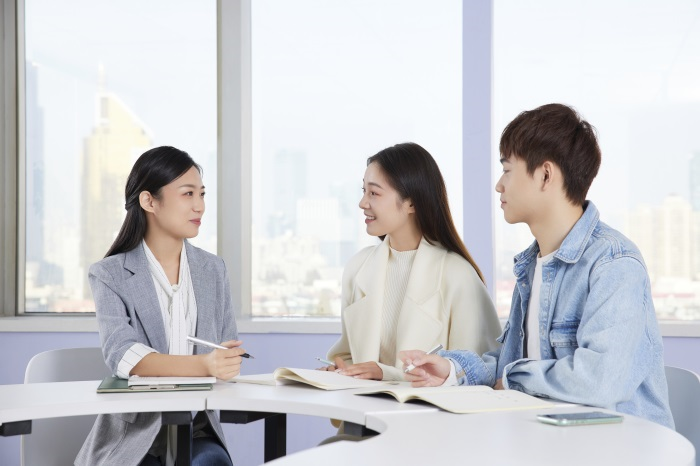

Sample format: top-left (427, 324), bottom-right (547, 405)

top-left (404, 344), bottom-right (444, 373)
top-left (186, 335), bottom-right (255, 359)
top-left (315, 357), bottom-right (334, 366)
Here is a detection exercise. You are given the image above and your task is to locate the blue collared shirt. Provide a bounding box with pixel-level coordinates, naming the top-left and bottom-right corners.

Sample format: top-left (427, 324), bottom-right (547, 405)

top-left (442, 201), bottom-right (674, 429)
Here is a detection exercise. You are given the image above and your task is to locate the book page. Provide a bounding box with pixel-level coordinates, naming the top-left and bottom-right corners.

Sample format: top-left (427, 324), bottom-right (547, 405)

top-left (127, 375), bottom-right (216, 386)
top-left (413, 388), bottom-right (553, 413)
top-left (355, 383), bottom-right (491, 401)
top-left (233, 373), bottom-right (298, 386)
top-left (233, 368), bottom-right (394, 390)
top-left (356, 384), bottom-right (553, 413)
top-left (274, 368), bottom-right (394, 390)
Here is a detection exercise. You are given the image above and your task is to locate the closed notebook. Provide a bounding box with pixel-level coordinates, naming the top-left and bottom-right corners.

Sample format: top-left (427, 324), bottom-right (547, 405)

top-left (354, 383), bottom-right (554, 413)
top-left (127, 375), bottom-right (216, 386)
top-left (97, 376), bottom-right (214, 393)
top-left (232, 368), bottom-right (395, 391)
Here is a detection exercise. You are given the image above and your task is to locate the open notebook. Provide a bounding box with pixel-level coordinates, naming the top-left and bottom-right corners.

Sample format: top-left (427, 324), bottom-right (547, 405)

top-left (233, 368), bottom-right (396, 391)
top-left (354, 383), bottom-right (554, 413)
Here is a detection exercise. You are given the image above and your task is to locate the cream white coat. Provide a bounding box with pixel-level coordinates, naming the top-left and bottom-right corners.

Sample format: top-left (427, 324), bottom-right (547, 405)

top-left (327, 237), bottom-right (502, 381)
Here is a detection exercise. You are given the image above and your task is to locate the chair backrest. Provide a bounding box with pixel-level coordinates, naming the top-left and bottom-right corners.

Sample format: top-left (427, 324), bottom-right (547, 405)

top-left (665, 365), bottom-right (700, 466)
top-left (22, 347), bottom-right (111, 466)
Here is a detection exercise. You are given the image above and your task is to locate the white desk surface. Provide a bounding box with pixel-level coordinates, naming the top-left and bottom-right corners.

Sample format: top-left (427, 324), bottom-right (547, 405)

top-left (0, 380), bottom-right (207, 424)
top-left (208, 382), bottom-right (438, 425)
top-left (269, 406), bottom-right (695, 466)
top-left (0, 380), bottom-right (695, 466)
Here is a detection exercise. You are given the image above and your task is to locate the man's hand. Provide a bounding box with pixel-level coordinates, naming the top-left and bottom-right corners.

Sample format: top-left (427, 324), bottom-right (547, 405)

top-left (399, 350), bottom-right (451, 387)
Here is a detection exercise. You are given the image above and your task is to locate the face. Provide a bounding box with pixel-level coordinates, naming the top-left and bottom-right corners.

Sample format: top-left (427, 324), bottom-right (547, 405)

top-left (145, 166), bottom-right (205, 239)
top-left (359, 162), bottom-right (415, 238)
top-left (495, 155), bottom-right (544, 225)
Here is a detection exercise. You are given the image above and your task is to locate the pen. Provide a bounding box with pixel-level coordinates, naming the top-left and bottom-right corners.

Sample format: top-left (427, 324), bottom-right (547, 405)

top-left (315, 357), bottom-right (334, 366)
top-left (186, 335), bottom-right (255, 359)
top-left (404, 344), bottom-right (444, 373)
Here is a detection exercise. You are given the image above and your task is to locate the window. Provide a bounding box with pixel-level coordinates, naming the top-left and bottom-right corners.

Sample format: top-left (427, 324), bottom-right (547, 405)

top-left (21, 0), bottom-right (217, 313)
top-left (493, 0), bottom-right (700, 321)
top-left (249, 0), bottom-right (464, 317)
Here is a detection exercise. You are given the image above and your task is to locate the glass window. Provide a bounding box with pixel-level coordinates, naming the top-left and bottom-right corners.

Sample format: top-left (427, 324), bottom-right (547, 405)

top-left (250, 0), bottom-right (463, 317)
top-left (493, 0), bottom-right (700, 320)
top-left (22, 0), bottom-right (217, 313)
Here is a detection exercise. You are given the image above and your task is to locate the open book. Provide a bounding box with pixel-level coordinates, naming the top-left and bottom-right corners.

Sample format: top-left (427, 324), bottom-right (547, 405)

top-left (354, 383), bottom-right (554, 413)
top-left (233, 368), bottom-right (396, 391)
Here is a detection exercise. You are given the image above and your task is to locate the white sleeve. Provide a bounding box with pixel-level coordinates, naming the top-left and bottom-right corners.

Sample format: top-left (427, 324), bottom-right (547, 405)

top-left (440, 359), bottom-right (460, 386)
top-left (116, 343), bottom-right (157, 379)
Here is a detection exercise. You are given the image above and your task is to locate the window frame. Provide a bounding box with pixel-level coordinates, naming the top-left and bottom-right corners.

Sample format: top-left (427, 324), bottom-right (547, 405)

top-left (1, 0), bottom-right (698, 337)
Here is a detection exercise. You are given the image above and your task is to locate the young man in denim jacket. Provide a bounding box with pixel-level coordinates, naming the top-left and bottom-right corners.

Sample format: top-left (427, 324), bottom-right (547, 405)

top-left (401, 103), bottom-right (674, 429)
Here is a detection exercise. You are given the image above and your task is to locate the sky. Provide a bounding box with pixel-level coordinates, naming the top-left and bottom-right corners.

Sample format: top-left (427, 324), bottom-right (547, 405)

top-left (493, 0), bottom-right (700, 252)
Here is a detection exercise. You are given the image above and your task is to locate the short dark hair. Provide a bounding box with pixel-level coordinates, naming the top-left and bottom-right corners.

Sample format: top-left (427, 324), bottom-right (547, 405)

top-left (499, 103), bottom-right (601, 205)
top-left (367, 142), bottom-right (485, 283)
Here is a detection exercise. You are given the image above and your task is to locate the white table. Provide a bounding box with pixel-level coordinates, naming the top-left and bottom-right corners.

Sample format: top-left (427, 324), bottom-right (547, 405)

top-left (0, 380), bottom-right (210, 465)
top-left (0, 380), bottom-right (695, 466)
top-left (207, 383), bottom-right (695, 466)
top-left (267, 407), bottom-right (695, 466)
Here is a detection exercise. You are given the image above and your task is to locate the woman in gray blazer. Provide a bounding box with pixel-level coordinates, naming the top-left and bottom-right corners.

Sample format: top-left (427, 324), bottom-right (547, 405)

top-left (76, 146), bottom-right (241, 466)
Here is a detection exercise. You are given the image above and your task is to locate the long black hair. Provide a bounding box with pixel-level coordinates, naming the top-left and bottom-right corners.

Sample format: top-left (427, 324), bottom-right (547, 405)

top-left (367, 142), bottom-right (485, 283)
top-left (105, 146), bottom-right (201, 257)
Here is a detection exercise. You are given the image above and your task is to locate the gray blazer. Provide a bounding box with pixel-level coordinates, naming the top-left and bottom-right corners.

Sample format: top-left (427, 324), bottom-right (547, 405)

top-left (76, 241), bottom-right (238, 466)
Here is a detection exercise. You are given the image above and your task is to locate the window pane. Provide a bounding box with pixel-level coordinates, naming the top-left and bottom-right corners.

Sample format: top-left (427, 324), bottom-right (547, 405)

top-left (493, 0), bottom-right (700, 320)
top-left (23, 0), bottom-right (217, 313)
top-left (251, 0), bottom-right (463, 317)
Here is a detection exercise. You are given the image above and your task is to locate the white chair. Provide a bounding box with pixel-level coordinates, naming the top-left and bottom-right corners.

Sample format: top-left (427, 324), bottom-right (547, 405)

top-left (22, 347), bottom-right (111, 466)
top-left (665, 365), bottom-right (700, 466)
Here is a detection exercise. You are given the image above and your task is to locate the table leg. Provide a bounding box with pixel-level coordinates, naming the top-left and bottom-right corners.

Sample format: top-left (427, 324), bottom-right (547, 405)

top-left (264, 413), bottom-right (286, 462)
top-left (162, 411), bottom-right (193, 466)
top-left (343, 421), bottom-right (378, 438)
top-left (219, 411), bottom-right (287, 462)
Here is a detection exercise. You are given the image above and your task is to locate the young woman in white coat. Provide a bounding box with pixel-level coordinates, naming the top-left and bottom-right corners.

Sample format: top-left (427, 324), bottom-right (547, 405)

top-left (76, 146), bottom-right (242, 466)
top-left (324, 142), bottom-right (501, 381)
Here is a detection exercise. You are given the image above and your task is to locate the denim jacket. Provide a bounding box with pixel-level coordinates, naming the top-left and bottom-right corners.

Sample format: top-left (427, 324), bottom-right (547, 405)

top-left (442, 201), bottom-right (674, 429)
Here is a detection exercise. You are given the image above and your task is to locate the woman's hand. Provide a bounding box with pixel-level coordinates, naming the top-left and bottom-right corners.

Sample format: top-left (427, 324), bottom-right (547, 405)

top-left (399, 350), bottom-right (451, 387)
top-left (203, 340), bottom-right (245, 380)
top-left (336, 358), bottom-right (384, 380)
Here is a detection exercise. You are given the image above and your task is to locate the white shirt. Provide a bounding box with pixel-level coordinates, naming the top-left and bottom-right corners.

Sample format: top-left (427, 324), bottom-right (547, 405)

top-left (526, 250), bottom-right (556, 360)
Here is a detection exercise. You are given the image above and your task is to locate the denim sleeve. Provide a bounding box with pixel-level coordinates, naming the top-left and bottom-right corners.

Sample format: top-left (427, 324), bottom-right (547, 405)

top-left (440, 346), bottom-right (503, 387)
top-left (502, 256), bottom-right (654, 407)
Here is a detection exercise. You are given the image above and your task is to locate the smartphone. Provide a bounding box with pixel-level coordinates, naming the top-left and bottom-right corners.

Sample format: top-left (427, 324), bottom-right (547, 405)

top-left (536, 411), bottom-right (624, 426)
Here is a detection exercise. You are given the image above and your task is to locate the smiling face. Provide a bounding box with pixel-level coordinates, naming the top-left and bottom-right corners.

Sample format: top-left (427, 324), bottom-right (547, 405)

top-left (143, 166), bottom-right (206, 240)
top-left (495, 155), bottom-right (545, 225)
top-left (358, 162), bottom-right (416, 239)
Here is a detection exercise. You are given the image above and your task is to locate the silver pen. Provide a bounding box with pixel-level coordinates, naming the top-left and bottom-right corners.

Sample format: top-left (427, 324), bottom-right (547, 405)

top-left (404, 344), bottom-right (444, 373)
top-left (186, 335), bottom-right (255, 359)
